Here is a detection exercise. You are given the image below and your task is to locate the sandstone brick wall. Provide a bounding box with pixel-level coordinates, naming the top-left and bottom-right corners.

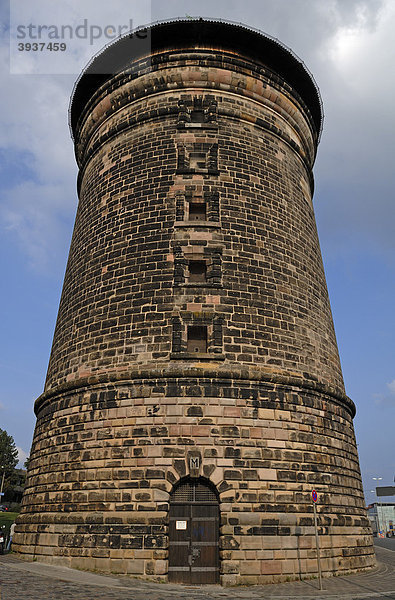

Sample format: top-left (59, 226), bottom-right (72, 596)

top-left (45, 51), bottom-right (343, 393)
top-left (15, 371), bottom-right (373, 583)
top-left (14, 21), bottom-right (375, 585)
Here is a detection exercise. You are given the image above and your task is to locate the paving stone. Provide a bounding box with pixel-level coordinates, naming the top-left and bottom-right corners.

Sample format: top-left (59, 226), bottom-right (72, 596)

top-left (0, 546), bottom-right (394, 599)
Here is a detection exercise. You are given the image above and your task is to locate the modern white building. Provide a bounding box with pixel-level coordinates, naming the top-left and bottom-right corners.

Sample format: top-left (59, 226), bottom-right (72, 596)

top-left (367, 503), bottom-right (395, 537)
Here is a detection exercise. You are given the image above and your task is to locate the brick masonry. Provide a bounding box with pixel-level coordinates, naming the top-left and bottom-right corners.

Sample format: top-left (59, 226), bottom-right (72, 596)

top-left (13, 20), bottom-right (375, 585)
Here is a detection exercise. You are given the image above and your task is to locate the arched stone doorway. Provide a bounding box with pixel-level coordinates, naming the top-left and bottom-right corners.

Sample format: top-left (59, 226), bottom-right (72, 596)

top-left (168, 478), bottom-right (220, 584)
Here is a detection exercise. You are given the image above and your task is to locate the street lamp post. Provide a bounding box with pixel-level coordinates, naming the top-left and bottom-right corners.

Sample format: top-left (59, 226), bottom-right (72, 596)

top-left (370, 490), bottom-right (379, 535)
top-left (373, 477), bottom-right (383, 536)
top-left (0, 466), bottom-right (5, 500)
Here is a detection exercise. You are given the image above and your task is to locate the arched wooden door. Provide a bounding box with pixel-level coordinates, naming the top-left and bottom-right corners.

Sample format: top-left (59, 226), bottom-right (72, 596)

top-left (168, 478), bottom-right (220, 584)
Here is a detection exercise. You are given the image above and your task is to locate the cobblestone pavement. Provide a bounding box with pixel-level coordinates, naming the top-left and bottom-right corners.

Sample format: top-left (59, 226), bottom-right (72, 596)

top-left (0, 545), bottom-right (394, 600)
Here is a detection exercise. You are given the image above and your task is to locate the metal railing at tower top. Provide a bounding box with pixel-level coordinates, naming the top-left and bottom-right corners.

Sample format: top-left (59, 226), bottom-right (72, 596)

top-left (68, 17), bottom-right (324, 143)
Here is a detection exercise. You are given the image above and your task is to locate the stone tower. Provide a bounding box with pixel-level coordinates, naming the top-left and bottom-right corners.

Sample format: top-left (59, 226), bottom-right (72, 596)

top-left (15, 19), bottom-right (375, 585)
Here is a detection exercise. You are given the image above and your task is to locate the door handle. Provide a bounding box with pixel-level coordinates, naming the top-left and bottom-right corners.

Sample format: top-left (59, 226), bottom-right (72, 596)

top-left (190, 546), bottom-right (201, 564)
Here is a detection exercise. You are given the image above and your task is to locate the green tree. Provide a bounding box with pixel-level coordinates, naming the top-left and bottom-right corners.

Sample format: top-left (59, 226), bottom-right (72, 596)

top-left (0, 428), bottom-right (18, 481)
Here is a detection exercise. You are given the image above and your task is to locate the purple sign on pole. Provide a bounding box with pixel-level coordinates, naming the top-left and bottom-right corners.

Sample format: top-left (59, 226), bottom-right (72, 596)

top-left (312, 489), bottom-right (318, 503)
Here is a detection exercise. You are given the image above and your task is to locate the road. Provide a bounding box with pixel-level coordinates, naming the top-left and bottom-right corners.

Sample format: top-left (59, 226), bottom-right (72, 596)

top-left (0, 543), bottom-right (393, 600)
top-left (374, 536), bottom-right (395, 551)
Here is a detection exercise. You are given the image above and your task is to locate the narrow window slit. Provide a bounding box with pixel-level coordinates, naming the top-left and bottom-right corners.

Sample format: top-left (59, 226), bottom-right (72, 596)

top-left (188, 261), bottom-right (207, 283)
top-left (189, 152), bottom-right (206, 170)
top-left (187, 326), bottom-right (207, 353)
top-left (190, 109), bottom-right (205, 123)
top-left (189, 202), bottom-right (206, 221)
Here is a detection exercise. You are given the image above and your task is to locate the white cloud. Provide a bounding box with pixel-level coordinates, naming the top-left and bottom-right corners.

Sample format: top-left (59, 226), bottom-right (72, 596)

top-left (387, 380), bottom-right (395, 395)
top-left (1, 181), bottom-right (75, 271)
top-left (308, 0), bottom-right (395, 255)
top-left (16, 446), bottom-right (29, 467)
top-left (1, 0), bottom-right (152, 272)
top-left (374, 381), bottom-right (395, 406)
top-left (0, 40), bottom-right (77, 272)
top-left (10, 0), bottom-right (152, 74)
top-left (1, 0), bottom-right (394, 271)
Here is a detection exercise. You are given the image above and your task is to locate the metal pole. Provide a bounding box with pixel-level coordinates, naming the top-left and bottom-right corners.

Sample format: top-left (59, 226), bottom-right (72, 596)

top-left (370, 490), bottom-right (379, 536)
top-left (313, 501), bottom-right (323, 590)
top-left (0, 468), bottom-right (5, 498)
top-left (373, 477), bottom-right (383, 536)
top-left (379, 503), bottom-right (386, 536)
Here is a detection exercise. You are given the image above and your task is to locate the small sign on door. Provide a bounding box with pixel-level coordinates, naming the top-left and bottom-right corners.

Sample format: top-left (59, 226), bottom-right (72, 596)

top-left (176, 520), bottom-right (187, 530)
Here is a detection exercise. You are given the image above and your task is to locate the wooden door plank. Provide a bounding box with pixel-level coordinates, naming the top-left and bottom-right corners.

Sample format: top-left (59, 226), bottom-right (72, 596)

top-left (169, 481), bottom-right (220, 584)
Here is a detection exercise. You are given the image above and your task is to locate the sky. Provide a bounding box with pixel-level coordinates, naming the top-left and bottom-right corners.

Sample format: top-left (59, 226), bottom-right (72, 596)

top-left (0, 0), bottom-right (394, 505)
